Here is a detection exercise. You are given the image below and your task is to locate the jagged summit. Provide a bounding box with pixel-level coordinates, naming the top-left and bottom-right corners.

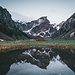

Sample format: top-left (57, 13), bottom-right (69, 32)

top-left (39, 16), bottom-right (47, 19)
top-left (15, 16), bottom-right (56, 38)
top-left (38, 16), bottom-right (50, 24)
top-left (71, 13), bottom-right (75, 19)
top-left (51, 13), bottom-right (75, 39)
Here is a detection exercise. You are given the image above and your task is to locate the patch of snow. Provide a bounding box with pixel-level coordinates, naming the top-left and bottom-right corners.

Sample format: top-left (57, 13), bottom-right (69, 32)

top-left (56, 26), bottom-right (60, 30)
top-left (0, 39), bottom-right (4, 41)
top-left (32, 49), bottom-right (36, 52)
top-left (23, 23), bottom-right (40, 34)
top-left (33, 33), bottom-right (37, 36)
top-left (56, 55), bottom-right (60, 60)
top-left (22, 51), bottom-right (32, 57)
top-left (40, 35), bottom-right (44, 37)
top-left (38, 19), bottom-right (44, 24)
top-left (43, 50), bottom-right (46, 53)
top-left (23, 27), bottom-right (32, 34)
top-left (70, 32), bottom-right (75, 37)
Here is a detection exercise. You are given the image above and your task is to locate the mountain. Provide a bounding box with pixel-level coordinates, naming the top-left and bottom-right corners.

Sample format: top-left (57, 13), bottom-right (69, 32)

top-left (0, 6), bottom-right (31, 40)
top-left (1, 6), bottom-right (75, 40)
top-left (56, 21), bottom-right (65, 30)
top-left (10, 12), bottom-right (34, 22)
top-left (51, 13), bottom-right (75, 39)
top-left (15, 16), bottom-right (56, 38)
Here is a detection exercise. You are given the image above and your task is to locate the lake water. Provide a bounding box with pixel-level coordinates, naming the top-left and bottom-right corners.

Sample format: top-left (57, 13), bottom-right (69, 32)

top-left (0, 47), bottom-right (75, 75)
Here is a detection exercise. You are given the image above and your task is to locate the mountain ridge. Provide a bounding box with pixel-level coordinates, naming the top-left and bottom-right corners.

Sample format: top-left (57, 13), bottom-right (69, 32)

top-left (51, 13), bottom-right (75, 39)
top-left (0, 6), bottom-right (32, 40)
top-left (15, 16), bottom-right (56, 38)
top-left (0, 6), bottom-right (75, 40)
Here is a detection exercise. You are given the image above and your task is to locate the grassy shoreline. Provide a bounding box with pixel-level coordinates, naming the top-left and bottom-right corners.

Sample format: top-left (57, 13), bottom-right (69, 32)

top-left (0, 40), bottom-right (75, 53)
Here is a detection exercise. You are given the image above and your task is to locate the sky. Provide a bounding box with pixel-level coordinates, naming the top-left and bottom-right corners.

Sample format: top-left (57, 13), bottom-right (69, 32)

top-left (0, 0), bottom-right (75, 24)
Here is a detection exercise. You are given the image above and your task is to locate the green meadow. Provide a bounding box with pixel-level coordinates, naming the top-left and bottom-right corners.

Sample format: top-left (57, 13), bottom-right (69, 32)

top-left (0, 39), bottom-right (75, 53)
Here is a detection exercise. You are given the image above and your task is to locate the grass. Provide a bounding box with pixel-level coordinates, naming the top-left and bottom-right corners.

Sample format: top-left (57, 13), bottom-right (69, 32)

top-left (0, 32), bottom-right (13, 40)
top-left (0, 39), bottom-right (75, 53)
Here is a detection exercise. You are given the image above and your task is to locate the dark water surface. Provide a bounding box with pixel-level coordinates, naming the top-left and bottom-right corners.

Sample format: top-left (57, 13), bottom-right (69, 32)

top-left (0, 47), bottom-right (75, 75)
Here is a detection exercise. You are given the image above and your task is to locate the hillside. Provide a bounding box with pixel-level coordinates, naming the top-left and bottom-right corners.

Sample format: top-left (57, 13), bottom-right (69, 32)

top-left (0, 6), bottom-right (75, 40)
top-left (0, 32), bottom-right (13, 40)
top-left (0, 6), bottom-right (32, 40)
top-left (51, 13), bottom-right (75, 39)
top-left (15, 16), bottom-right (56, 38)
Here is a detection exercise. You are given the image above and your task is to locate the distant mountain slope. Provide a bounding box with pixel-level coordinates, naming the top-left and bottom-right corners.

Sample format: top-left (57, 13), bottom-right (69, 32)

top-left (0, 6), bottom-right (31, 40)
top-left (52, 13), bottom-right (75, 39)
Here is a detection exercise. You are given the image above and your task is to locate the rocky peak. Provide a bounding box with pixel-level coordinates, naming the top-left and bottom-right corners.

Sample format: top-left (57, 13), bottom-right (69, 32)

top-left (15, 16), bottom-right (56, 38)
top-left (70, 13), bottom-right (75, 19)
top-left (52, 13), bottom-right (75, 39)
top-left (37, 16), bottom-right (50, 24)
top-left (0, 6), bottom-right (11, 22)
top-left (0, 6), bottom-right (14, 28)
top-left (39, 16), bottom-right (47, 19)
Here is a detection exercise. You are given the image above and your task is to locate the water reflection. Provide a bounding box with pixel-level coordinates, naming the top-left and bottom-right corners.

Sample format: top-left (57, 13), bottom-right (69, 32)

top-left (0, 47), bottom-right (75, 75)
top-left (20, 48), bottom-right (51, 69)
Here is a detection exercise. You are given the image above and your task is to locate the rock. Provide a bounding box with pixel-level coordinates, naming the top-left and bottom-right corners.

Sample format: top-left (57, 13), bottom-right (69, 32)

top-left (15, 16), bottom-right (56, 38)
top-left (0, 6), bottom-right (31, 40)
top-left (52, 13), bottom-right (75, 39)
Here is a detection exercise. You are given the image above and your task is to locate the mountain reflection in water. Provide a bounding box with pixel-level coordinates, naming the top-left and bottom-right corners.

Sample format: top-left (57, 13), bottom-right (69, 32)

top-left (0, 47), bottom-right (75, 75)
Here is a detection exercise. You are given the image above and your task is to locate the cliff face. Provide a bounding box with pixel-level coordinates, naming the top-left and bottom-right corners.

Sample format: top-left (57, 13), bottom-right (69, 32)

top-left (15, 16), bottom-right (56, 38)
top-left (0, 6), bottom-right (31, 40)
top-left (1, 6), bottom-right (75, 40)
top-left (51, 13), bottom-right (75, 39)
top-left (59, 13), bottom-right (75, 33)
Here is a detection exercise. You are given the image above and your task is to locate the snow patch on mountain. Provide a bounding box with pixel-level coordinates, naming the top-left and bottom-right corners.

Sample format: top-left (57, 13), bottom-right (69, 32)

top-left (15, 16), bottom-right (57, 38)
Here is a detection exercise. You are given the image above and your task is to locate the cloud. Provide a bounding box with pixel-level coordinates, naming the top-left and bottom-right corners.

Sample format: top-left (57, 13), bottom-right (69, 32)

top-left (10, 12), bottom-right (34, 22)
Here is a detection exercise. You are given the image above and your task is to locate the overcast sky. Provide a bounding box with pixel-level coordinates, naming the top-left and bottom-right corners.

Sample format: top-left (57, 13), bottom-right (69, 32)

top-left (0, 0), bottom-right (75, 24)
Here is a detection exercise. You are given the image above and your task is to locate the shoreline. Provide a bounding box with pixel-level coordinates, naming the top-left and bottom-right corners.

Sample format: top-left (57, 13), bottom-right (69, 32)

top-left (0, 40), bottom-right (75, 53)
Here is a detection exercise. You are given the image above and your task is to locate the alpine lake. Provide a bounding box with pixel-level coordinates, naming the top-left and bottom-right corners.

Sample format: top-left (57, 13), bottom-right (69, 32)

top-left (0, 47), bottom-right (75, 75)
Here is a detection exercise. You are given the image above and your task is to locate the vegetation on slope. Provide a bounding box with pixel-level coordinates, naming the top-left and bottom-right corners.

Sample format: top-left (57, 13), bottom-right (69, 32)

top-left (0, 6), bottom-right (32, 40)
